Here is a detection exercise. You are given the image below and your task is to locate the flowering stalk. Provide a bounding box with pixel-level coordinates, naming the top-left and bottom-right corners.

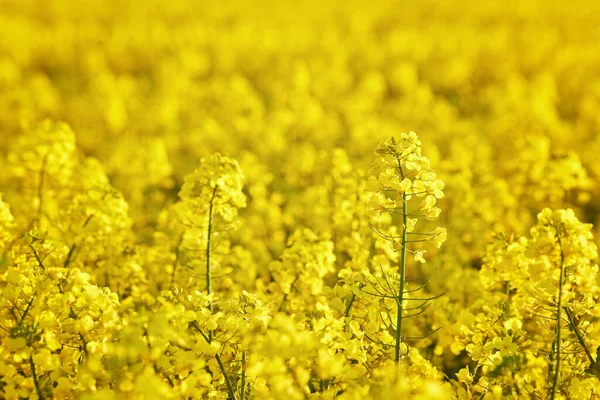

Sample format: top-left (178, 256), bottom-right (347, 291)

top-left (367, 132), bottom-right (446, 362)
top-left (521, 208), bottom-right (599, 396)
top-left (178, 153), bottom-right (246, 399)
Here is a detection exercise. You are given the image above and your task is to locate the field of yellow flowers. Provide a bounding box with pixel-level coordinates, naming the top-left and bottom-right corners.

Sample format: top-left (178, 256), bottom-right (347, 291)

top-left (1, 0), bottom-right (600, 399)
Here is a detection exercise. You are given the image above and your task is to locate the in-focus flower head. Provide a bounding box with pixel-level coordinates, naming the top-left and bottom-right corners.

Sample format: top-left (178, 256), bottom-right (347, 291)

top-left (179, 153), bottom-right (247, 223)
top-left (367, 132), bottom-right (447, 254)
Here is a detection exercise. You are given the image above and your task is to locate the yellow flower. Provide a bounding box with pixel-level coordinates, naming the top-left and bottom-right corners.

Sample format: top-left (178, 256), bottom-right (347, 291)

top-left (456, 366), bottom-right (473, 384)
top-left (414, 250), bottom-right (426, 263)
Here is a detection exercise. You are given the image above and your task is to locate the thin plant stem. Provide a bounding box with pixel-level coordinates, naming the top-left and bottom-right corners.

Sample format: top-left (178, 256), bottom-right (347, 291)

top-left (240, 351), bottom-right (246, 400)
top-left (29, 245), bottom-right (46, 271)
top-left (20, 294), bottom-right (36, 326)
top-left (64, 244), bottom-right (77, 268)
top-left (216, 353), bottom-right (238, 400)
top-left (191, 322), bottom-right (238, 400)
top-left (206, 187), bottom-right (217, 342)
top-left (345, 294), bottom-right (356, 317)
top-left (199, 188), bottom-right (239, 400)
top-left (551, 235), bottom-right (566, 400)
top-left (30, 355), bottom-right (44, 399)
top-left (395, 156), bottom-right (408, 363)
top-left (564, 306), bottom-right (595, 365)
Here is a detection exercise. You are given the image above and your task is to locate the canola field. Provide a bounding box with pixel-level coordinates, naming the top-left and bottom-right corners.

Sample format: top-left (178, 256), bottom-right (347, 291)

top-left (1, 0), bottom-right (600, 398)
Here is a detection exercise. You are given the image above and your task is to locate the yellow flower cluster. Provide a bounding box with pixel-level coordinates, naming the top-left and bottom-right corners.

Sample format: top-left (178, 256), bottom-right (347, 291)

top-left (368, 132), bottom-right (447, 261)
top-left (454, 209), bottom-right (600, 398)
top-left (1, 0), bottom-right (600, 399)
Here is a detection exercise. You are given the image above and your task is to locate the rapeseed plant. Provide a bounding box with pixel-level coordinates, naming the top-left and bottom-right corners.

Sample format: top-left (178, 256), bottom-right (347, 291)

top-left (1, 0), bottom-right (600, 399)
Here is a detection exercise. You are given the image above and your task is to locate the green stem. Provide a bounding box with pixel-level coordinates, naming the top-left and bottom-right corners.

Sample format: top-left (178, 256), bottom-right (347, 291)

top-left (395, 157), bottom-right (408, 363)
top-left (206, 187), bottom-right (217, 342)
top-left (29, 245), bottom-right (46, 271)
top-left (240, 351), bottom-right (246, 400)
top-left (216, 353), bottom-right (238, 400)
top-left (20, 294), bottom-right (36, 326)
top-left (63, 244), bottom-right (77, 268)
top-left (345, 294), bottom-right (356, 318)
top-left (30, 355), bottom-right (44, 399)
top-left (551, 235), bottom-right (565, 400)
top-left (190, 322), bottom-right (238, 400)
top-left (79, 334), bottom-right (89, 363)
top-left (564, 306), bottom-right (595, 365)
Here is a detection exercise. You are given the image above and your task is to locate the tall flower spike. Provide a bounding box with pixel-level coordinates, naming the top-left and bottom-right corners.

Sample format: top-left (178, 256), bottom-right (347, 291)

top-left (7, 121), bottom-right (77, 226)
top-left (178, 152), bottom-right (246, 313)
top-left (177, 153), bottom-right (247, 398)
top-left (367, 132), bottom-right (446, 362)
top-left (177, 153), bottom-right (247, 293)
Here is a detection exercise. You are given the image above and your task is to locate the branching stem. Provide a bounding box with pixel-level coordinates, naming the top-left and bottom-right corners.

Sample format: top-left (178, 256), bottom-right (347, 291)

top-left (20, 294), bottom-right (36, 326)
top-left (190, 322), bottom-right (238, 400)
top-left (564, 306), bottom-right (594, 365)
